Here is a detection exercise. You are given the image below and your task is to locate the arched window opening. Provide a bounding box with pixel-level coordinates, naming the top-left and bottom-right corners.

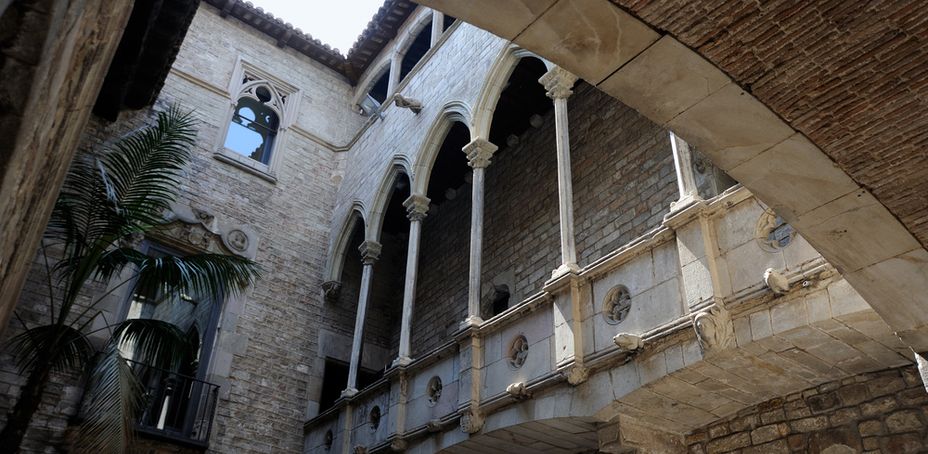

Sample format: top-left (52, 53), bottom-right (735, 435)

top-left (399, 24), bottom-right (433, 81)
top-left (488, 57), bottom-right (551, 155)
top-left (491, 284), bottom-right (511, 317)
top-left (360, 69), bottom-right (391, 116)
top-left (443, 14), bottom-right (456, 31)
top-left (425, 122), bottom-right (471, 205)
top-left (224, 84), bottom-right (280, 164)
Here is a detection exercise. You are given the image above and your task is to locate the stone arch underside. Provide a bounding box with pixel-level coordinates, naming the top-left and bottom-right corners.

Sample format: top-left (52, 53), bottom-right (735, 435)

top-left (415, 0), bottom-right (928, 358)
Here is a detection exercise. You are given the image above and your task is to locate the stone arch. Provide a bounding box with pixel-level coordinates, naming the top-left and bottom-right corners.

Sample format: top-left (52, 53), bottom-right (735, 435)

top-left (472, 44), bottom-right (553, 140)
top-left (351, 56), bottom-right (392, 108)
top-left (393, 7), bottom-right (436, 64)
top-left (410, 101), bottom-right (474, 196)
top-left (367, 157), bottom-right (413, 243)
top-left (323, 202), bottom-right (367, 283)
top-left (416, 0), bottom-right (928, 365)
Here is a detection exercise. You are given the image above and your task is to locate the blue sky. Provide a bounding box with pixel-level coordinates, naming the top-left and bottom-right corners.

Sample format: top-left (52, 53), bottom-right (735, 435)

top-left (249, 0), bottom-right (386, 55)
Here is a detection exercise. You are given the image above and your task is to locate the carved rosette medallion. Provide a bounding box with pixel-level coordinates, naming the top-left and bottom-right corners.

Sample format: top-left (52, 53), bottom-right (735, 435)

top-left (508, 335), bottom-right (529, 369)
top-left (226, 229), bottom-right (249, 252)
top-left (694, 305), bottom-right (735, 353)
top-left (603, 285), bottom-right (632, 325)
top-left (756, 209), bottom-right (796, 252)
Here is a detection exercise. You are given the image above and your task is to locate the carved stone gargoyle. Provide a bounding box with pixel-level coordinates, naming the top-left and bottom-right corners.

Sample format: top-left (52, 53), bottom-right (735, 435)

top-left (613, 333), bottom-right (644, 352)
top-left (394, 94), bottom-right (423, 114)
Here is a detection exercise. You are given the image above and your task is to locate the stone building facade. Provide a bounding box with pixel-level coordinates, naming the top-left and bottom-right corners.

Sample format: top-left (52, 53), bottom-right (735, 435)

top-left (1, 1), bottom-right (926, 454)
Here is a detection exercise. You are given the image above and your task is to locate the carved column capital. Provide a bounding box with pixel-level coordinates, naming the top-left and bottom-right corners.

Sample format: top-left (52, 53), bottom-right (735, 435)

top-left (539, 66), bottom-right (579, 100)
top-left (462, 138), bottom-right (498, 169)
top-left (358, 240), bottom-right (382, 265)
top-left (403, 194), bottom-right (430, 222)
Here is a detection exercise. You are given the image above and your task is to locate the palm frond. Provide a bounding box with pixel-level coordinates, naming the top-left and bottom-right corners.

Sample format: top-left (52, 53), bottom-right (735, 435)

top-left (75, 346), bottom-right (144, 453)
top-left (132, 253), bottom-right (261, 303)
top-left (6, 324), bottom-right (94, 374)
top-left (47, 106), bottom-right (198, 300)
top-left (113, 319), bottom-right (191, 371)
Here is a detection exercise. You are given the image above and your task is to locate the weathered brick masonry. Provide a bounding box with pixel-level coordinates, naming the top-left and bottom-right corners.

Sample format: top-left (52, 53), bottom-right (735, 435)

top-left (687, 365), bottom-right (928, 454)
top-left (617, 0), bottom-right (928, 248)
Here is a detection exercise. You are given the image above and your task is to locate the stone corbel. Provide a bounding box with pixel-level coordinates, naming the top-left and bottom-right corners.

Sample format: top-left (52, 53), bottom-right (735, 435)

top-left (459, 408), bottom-right (484, 434)
top-left (694, 305), bottom-right (735, 353)
top-left (506, 382), bottom-right (532, 400)
top-left (563, 363), bottom-right (590, 386)
top-left (389, 438), bottom-right (408, 452)
top-left (353, 446), bottom-right (367, 454)
top-left (613, 333), bottom-right (644, 352)
top-left (322, 281), bottom-right (342, 304)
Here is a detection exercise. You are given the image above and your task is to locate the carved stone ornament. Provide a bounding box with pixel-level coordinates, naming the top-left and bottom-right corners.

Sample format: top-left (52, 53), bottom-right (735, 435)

top-left (613, 333), bottom-right (644, 352)
top-left (539, 66), bottom-right (579, 100)
top-left (322, 281), bottom-right (341, 304)
top-left (426, 376), bottom-right (442, 407)
top-left (353, 446), bottom-right (367, 454)
top-left (369, 405), bottom-right (381, 431)
top-left (427, 419), bottom-right (442, 433)
top-left (161, 202), bottom-right (258, 259)
top-left (463, 138), bottom-right (498, 169)
top-left (508, 335), bottom-right (529, 369)
top-left (694, 305), bottom-right (735, 353)
top-left (460, 409), bottom-right (484, 434)
top-left (323, 430), bottom-right (333, 450)
top-left (755, 209), bottom-right (796, 252)
top-left (506, 382), bottom-right (531, 400)
top-left (564, 364), bottom-right (590, 386)
top-left (603, 285), bottom-right (632, 325)
top-left (389, 438), bottom-right (408, 452)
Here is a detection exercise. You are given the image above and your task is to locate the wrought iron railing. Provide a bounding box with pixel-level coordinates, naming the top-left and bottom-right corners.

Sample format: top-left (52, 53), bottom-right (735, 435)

top-left (129, 360), bottom-right (220, 449)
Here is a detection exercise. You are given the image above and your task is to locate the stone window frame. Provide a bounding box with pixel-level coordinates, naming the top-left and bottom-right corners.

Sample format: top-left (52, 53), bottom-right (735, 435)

top-left (214, 57), bottom-right (302, 183)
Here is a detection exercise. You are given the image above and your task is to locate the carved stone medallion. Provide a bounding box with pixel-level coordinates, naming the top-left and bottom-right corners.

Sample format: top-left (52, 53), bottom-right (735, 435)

top-left (368, 405), bottom-right (381, 431)
top-left (508, 335), bottom-right (529, 369)
top-left (756, 210), bottom-right (796, 252)
top-left (603, 285), bottom-right (632, 325)
top-left (426, 376), bottom-right (442, 407)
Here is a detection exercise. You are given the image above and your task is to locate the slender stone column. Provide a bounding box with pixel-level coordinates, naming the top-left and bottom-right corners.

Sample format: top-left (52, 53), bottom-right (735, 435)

top-left (430, 11), bottom-right (444, 46)
top-left (387, 51), bottom-right (404, 98)
top-left (669, 131), bottom-right (701, 212)
top-left (539, 66), bottom-right (580, 277)
top-left (462, 138), bottom-right (498, 327)
top-left (393, 194), bottom-right (430, 367)
top-left (342, 240), bottom-right (382, 397)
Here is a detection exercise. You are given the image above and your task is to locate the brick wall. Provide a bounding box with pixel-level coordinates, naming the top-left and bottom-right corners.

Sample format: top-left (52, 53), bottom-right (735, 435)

top-left (410, 83), bottom-right (678, 355)
top-left (686, 365), bottom-right (928, 454)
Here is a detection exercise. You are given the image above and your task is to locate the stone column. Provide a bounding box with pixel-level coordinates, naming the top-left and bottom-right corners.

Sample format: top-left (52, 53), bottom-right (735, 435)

top-left (387, 51), bottom-right (404, 98)
top-left (342, 240), bottom-right (382, 397)
top-left (462, 138), bottom-right (498, 327)
top-left (539, 66), bottom-right (581, 277)
top-left (669, 131), bottom-right (701, 212)
top-left (431, 10), bottom-right (444, 46)
top-left (393, 194), bottom-right (430, 367)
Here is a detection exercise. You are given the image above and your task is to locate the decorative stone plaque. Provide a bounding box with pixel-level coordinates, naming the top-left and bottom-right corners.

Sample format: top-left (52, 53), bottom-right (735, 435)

top-left (603, 285), bottom-right (632, 325)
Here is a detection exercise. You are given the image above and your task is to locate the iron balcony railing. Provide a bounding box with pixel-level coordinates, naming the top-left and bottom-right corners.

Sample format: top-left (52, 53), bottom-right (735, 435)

top-left (129, 360), bottom-right (220, 449)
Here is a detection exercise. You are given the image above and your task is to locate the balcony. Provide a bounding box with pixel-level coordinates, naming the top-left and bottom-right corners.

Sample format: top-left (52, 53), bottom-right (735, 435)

top-left (305, 187), bottom-right (901, 453)
top-left (130, 361), bottom-right (220, 449)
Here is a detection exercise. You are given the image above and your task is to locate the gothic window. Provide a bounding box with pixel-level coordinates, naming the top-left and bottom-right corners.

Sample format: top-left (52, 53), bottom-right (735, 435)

top-left (224, 84), bottom-right (281, 165)
top-left (216, 60), bottom-right (300, 179)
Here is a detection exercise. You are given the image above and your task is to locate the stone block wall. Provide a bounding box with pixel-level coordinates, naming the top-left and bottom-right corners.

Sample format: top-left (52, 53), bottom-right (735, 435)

top-left (686, 365), bottom-right (928, 454)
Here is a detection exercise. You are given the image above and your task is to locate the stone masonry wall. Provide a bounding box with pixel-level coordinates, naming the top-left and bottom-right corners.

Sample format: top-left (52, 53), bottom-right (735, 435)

top-left (410, 83), bottom-right (678, 355)
top-left (0, 4), bottom-right (362, 453)
top-left (686, 365), bottom-right (928, 454)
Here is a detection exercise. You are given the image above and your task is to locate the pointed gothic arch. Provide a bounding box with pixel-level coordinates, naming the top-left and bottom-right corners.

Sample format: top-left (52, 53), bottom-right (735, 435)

top-left (410, 101), bottom-right (474, 196)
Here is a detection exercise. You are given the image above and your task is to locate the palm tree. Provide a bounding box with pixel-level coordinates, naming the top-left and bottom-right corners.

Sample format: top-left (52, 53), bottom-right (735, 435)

top-left (0, 107), bottom-right (261, 452)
